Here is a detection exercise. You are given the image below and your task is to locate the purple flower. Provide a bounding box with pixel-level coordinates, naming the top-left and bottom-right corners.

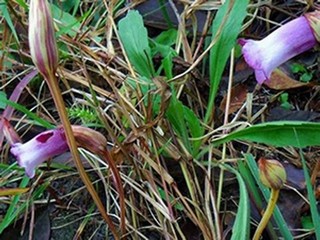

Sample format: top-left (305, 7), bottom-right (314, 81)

top-left (10, 128), bottom-right (68, 178)
top-left (239, 15), bottom-right (318, 84)
top-left (8, 126), bottom-right (108, 178)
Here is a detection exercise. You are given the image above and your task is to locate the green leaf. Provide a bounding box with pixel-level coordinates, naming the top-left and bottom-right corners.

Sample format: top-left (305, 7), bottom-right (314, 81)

top-left (279, 93), bottom-right (293, 110)
top-left (52, 4), bottom-right (89, 37)
top-left (298, 146), bottom-right (320, 238)
top-left (212, 121), bottom-right (320, 147)
top-left (154, 29), bottom-right (177, 48)
top-left (205, 0), bottom-right (248, 123)
top-left (150, 29), bottom-right (177, 78)
top-left (166, 94), bottom-right (191, 152)
top-left (183, 105), bottom-right (203, 155)
top-left (223, 164), bottom-right (250, 240)
top-left (300, 72), bottom-right (313, 82)
top-left (0, 91), bottom-right (7, 109)
top-left (301, 216), bottom-right (314, 230)
top-left (0, 176), bottom-right (29, 233)
top-left (166, 93), bottom-right (203, 156)
top-left (0, 93), bottom-right (53, 129)
top-left (0, 2), bottom-right (19, 43)
top-left (118, 10), bottom-right (155, 78)
top-left (291, 63), bottom-right (305, 74)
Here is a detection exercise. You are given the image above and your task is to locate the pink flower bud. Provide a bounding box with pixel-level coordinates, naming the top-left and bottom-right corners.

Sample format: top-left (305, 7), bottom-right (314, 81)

top-left (28, 0), bottom-right (58, 78)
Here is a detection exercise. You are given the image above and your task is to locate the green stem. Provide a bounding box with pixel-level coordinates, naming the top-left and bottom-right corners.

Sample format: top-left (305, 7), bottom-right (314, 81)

top-left (253, 189), bottom-right (280, 240)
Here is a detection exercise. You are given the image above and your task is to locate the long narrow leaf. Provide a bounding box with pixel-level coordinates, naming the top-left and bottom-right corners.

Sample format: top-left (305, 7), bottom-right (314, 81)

top-left (0, 177), bottom-right (29, 233)
top-left (294, 128), bottom-right (320, 238)
top-left (223, 164), bottom-right (250, 240)
top-left (205, 0), bottom-right (248, 123)
top-left (0, 92), bottom-right (53, 129)
top-left (212, 121), bottom-right (320, 147)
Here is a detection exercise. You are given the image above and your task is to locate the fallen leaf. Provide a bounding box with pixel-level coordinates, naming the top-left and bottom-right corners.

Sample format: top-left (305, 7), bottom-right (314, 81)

top-left (219, 84), bottom-right (247, 115)
top-left (264, 69), bottom-right (311, 90)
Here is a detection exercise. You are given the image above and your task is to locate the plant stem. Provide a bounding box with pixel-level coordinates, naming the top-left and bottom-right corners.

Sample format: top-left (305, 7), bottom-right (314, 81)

top-left (47, 72), bottom-right (119, 239)
top-left (253, 189), bottom-right (280, 240)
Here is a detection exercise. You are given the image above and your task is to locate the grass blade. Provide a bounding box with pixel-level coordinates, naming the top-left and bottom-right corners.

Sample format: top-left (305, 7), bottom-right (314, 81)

top-left (223, 164), bottom-right (250, 240)
top-left (294, 129), bottom-right (320, 238)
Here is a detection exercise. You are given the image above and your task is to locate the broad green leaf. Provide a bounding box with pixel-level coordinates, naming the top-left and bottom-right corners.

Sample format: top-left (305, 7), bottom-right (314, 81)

top-left (223, 164), bottom-right (250, 240)
top-left (150, 29), bottom-right (177, 78)
top-left (212, 121), bottom-right (320, 147)
top-left (154, 29), bottom-right (177, 47)
top-left (52, 4), bottom-right (84, 36)
top-left (118, 10), bottom-right (155, 78)
top-left (205, 0), bottom-right (248, 123)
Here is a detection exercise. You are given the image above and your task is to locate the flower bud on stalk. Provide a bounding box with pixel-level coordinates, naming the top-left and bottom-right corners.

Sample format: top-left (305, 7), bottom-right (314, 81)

top-left (253, 158), bottom-right (287, 240)
top-left (28, 0), bottom-right (58, 79)
top-left (258, 158), bottom-right (287, 190)
top-left (27, 2), bottom-right (121, 236)
top-left (239, 11), bottom-right (320, 84)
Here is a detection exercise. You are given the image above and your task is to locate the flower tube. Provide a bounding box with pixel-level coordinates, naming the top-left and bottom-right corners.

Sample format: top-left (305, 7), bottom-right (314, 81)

top-left (9, 126), bottom-right (108, 178)
top-left (10, 128), bottom-right (68, 178)
top-left (239, 12), bottom-right (320, 84)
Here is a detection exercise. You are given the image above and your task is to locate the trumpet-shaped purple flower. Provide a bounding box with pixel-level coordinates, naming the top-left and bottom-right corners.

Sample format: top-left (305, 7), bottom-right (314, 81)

top-left (239, 15), bottom-right (318, 84)
top-left (7, 125), bottom-right (108, 178)
top-left (10, 128), bottom-right (68, 178)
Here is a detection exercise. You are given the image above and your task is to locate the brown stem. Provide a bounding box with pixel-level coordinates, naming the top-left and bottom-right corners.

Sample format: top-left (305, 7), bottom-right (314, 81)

top-left (46, 72), bottom-right (119, 239)
top-left (101, 149), bottom-right (126, 236)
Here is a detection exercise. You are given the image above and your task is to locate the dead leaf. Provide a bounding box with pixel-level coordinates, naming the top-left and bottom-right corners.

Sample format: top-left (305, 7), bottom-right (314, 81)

top-left (219, 84), bottom-right (247, 115)
top-left (264, 69), bottom-right (311, 90)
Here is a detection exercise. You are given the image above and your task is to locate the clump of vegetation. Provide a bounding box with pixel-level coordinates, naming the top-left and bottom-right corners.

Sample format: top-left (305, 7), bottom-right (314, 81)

top-left (1, 1), bottom-right (320, 239)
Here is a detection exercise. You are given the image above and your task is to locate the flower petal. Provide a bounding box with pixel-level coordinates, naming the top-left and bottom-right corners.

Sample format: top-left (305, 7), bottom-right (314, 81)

top-left (10, 128), bottom-right (68, 178)
top-left (240, 15), bottom-right (317, 84)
